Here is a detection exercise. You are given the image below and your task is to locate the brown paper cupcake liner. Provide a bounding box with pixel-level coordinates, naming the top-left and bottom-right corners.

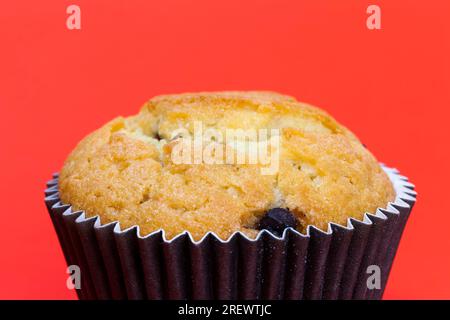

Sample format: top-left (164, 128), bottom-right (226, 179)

top-left (44, 165), bottom-right (416, 300)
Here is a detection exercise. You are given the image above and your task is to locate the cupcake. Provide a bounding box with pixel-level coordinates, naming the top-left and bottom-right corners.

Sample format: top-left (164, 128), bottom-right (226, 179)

top-left (45, 91), bottom-right (416, 300)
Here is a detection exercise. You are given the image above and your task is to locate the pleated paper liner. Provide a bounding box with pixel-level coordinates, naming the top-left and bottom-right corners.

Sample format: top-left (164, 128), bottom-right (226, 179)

top-left (45, 166), bottom-right (416, 300)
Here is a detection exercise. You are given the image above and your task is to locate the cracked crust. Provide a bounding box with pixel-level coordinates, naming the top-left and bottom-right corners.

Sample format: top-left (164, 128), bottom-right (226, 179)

top-left (59, 91), bottom-right (395, 240)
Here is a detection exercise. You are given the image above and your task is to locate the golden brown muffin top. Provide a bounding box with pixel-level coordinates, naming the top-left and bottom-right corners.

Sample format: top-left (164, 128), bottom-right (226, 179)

top-left (59, 91), bottom-right (395, 240)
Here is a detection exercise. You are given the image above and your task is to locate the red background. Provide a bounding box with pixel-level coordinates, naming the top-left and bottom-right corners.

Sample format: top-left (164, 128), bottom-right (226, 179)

top-left (0, 0), bottom-right (449, 299)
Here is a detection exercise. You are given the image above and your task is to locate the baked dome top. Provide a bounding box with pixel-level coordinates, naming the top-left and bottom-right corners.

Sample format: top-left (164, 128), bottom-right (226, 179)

top-left (59, 91), bottom-right (395, 240)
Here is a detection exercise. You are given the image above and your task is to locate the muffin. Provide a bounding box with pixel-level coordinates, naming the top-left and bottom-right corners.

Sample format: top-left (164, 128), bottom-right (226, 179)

top-left (45, 91), bottom-right (415, 300)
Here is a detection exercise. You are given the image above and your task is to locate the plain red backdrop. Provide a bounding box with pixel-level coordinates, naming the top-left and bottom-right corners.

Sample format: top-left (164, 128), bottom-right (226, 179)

top-left (0, 0), bottom-right (449, 299)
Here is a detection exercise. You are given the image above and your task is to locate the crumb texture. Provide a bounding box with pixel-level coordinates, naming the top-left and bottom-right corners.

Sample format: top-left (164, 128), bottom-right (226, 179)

top-left (59, 91), bottom-right (395, 240)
